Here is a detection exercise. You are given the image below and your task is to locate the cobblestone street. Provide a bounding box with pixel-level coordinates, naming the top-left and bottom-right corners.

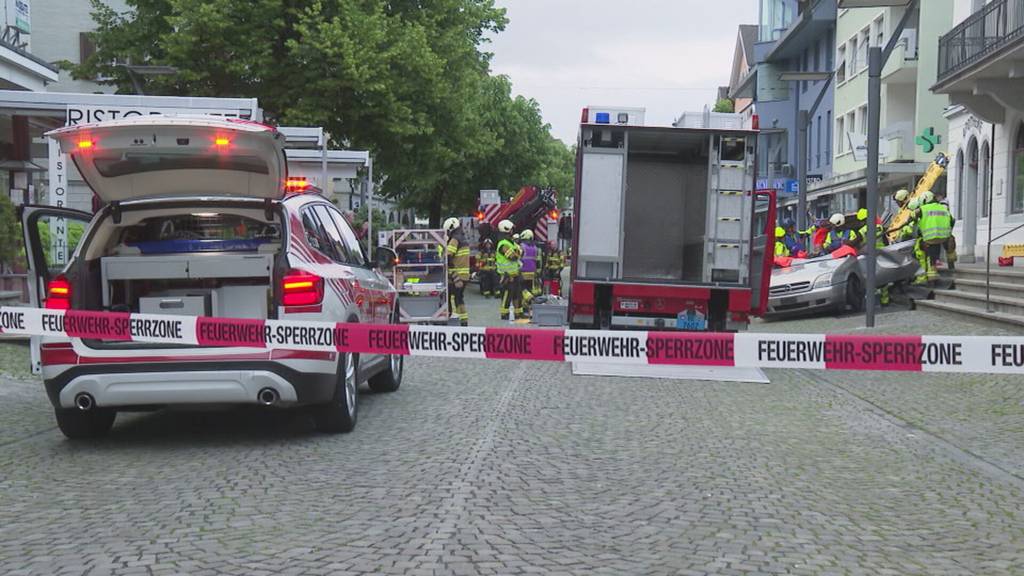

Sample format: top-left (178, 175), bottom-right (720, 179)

top-left (0, 293), bottom-right (1022, 575)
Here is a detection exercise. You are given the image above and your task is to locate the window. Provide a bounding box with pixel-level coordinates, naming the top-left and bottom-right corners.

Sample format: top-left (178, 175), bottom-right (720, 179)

top-left (836, 44), bottom-right (847, 83)
top-left (826, 110), bottom-right (832, 161)
top-left (301, 207), bottom-right (341, 261)
top-left (813, 39), bottom-right (821, 75)
top-left (848, 36), bottom-right (858, 76)
top-left (861, 29), bottom-right (871, 69)
top-left (857, 105), bottom-right (868, 135)
top-left (1013, 124), bottom-right (1024, 214)
top-left (79, 33), bottom-right (96, 64)
top-left (816, 115), bottom-right (822, 168)
top-left (846, 111), bottom-right (856, 149)
top-left (982, 141), bottom-right (991, 218)
top-left (324, 205), bottom-right (367, 266)
top-left (873, 15), bottom-right (885, 48)
top-left (836, 115), bottom-right (845, 154)
top-left (826, 30), bottom-right (834, 71)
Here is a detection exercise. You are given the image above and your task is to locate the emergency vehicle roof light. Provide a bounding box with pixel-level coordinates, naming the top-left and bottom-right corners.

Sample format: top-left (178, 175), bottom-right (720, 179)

top-left (595, 112), bottom-right (611, 124)
top-left (581, 107), bottom-right (589, 123)
top-left (285, 177), bottom-right (311, 193)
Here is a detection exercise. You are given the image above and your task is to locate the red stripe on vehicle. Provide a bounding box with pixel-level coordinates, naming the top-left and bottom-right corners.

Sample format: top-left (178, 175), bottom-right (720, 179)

top-left (823, 334), bottom-right (923, 371)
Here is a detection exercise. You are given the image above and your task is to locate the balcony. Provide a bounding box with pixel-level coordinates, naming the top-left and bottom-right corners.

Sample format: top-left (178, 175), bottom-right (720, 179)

top-left (933, 0), bottom-right (1024, 122)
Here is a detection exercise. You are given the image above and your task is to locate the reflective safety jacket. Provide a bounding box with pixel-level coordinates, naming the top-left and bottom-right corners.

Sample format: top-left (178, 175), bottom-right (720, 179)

top-left (496, 237), bottom-right (521, 276)
top-left (520, 242), bottom-right (538, 274)
top-left (857, 223), bottom-right (887, 249)
top-left (825, 229), bottom-right (854, 252)
top-left (774, 240), bottom-right (790, 257)
top-left (919, 202), bottom-right (953, 244)
top-left (545, 251), bottom-right (563, 272)
top-left (446, 236), bottom-right (471, 281)
top-left (478, 251), bottom-right (496, 271)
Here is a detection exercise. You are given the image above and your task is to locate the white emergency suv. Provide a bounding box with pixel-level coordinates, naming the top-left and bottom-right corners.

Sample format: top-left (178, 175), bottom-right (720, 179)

top-left (22, 116), bottom-right (403, 438)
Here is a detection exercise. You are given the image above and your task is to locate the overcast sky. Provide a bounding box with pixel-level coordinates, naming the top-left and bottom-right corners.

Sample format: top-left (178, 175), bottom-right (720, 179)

top-left (488, 0), bottom-right (760, 144)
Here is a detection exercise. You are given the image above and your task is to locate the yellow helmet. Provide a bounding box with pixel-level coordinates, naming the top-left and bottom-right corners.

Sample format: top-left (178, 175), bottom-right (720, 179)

top-left (857, 208), bottom-right (868, 221)
top-left (775, 226), bottom-right (786, 238)
top-left (921, 190), bottom-right (935, 204)
top-left (894, 189), bottom-right (910, 203)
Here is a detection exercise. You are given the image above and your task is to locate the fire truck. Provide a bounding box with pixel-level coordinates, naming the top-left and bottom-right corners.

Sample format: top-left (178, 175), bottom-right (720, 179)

top-left (477, 185), bottom-right (560, 246)
top-left (569, 106), bottom-right (776, 332)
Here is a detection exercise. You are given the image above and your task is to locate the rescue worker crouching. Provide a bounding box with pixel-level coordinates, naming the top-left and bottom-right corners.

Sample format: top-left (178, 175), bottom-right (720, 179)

top-left (854, 207), bottom-right (891, 306)
top-left (495, 220), bottom-right (524, 319)
top-left (544, 242), bottom-right (564, 296)
top-left (443, 217), bottom-right (471, 326)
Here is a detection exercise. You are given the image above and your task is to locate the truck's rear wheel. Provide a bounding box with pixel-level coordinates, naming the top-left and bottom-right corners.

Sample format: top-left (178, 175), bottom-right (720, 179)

top-left (55, 408), bottom-right (116, 439)
top-left (314, 352), bottom-right (358, 433)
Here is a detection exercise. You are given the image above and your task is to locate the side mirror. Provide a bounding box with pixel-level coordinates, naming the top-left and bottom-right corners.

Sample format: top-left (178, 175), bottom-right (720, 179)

top-left (375, 246), bottom-right (398, 272)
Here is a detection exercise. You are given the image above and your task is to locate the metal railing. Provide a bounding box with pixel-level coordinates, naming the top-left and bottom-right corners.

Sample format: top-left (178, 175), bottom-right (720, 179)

top-left (938, 0), bottom-right (1024, 82)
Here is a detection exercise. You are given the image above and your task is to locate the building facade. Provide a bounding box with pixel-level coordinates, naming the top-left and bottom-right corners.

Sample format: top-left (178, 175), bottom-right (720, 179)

top-left (30, 0), bottom-right (128, 94)
top-left (821, 1), bottom-right (953, 217)
top-left (933, 0), bottom-right (1024, 262)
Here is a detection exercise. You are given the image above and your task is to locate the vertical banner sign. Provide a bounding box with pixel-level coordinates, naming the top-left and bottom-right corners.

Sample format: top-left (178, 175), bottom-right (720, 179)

top-left (47, 138), bottom-right (68, 266)
top-left (7, 0), bottom-right (30, 34)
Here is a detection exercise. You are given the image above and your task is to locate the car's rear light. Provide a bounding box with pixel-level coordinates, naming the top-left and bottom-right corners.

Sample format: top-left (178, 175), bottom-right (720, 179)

top-left (281, 270), bottom-right (323, 306)
top-left (46, 275), bottom-right (72, 310)
top-left (77, 139), bottom-right (95, 150)
top-left (214, 137), bottom-right (231, 147)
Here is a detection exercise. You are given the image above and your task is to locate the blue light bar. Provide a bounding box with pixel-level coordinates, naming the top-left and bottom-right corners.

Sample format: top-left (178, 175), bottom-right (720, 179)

top-left (595, 112), bottom-right (611, 124)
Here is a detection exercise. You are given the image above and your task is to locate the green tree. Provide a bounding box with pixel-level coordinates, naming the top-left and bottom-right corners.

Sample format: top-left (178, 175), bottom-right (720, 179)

top-left (713, 98), bottom-right (735, 113)
top-left (0, 195), bottom-right (19, 268)
top-left (73, 0), bottom-right (566, 226)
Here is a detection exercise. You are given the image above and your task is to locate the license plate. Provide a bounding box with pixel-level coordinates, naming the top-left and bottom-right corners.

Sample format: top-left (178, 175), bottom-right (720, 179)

top-left (676, 310), bottom-right (707, 331)
top-left (781, 297), bottom-right (798, 306)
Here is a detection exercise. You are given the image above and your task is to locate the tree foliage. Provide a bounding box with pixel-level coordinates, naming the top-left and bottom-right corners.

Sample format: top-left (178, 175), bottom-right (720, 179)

top-left (74, 0), bottom-right (574, 225)
top-left (713, 98), bottom-right (735, 113)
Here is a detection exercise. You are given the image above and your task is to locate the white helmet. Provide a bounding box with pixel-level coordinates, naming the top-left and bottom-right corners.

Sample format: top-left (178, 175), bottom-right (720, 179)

top-left (497, 219), bottom-right (514, 234)
top-left (443, 217), bottom-right (460, 232)
top-left (894, 189), bottom-right (909, 203)
top-left (519, 229), bottom-right (534, 241)
top-left (920, 190), bottom-right (935, 204)
top-left (829, 213), bottom-right (845, 227)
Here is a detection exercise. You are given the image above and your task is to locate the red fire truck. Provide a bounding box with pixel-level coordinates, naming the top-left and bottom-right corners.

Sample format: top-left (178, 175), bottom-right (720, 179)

top-left (569, 106), bottom-right (775, 332)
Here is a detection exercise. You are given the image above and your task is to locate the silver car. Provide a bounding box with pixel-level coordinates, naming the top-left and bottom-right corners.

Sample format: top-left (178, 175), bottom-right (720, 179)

top-left (766, 239), bottom-right (920, 317)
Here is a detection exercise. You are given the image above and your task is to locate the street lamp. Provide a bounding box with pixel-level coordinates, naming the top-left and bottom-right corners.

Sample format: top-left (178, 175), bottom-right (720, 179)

top-left (834, 0), bottom-right (919, 327)
top-left (115, 64), bottom-right (178, 95)
top-left (779, 71), bottom-right (833, 234)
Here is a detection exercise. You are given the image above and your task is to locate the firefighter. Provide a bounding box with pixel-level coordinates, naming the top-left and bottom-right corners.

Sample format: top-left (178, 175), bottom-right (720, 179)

top-left (855, 208), bottom-right (891, 305)
top-left (918, 191), bottom-right (954, 283)
top-left (894, 188), bottom-right (910, 209)
top-left (904, 197), bottom-right (930, 285)
top-left (824, 213), bottom-right (855, 253)
top-left (443, 217), bottom-right (471, 326)
top-left (774, 226), bottom-right (790, 257)
top-left (495, 220), bottom-right (523, 319)
top-left (544, 242), bottom-right (564, 296)
top-left (781, 218), bottom-right (806, 257)
top-left (519, 229), bottom-right (539, 298)
top-left (477, 239), bottom-right (497, 297)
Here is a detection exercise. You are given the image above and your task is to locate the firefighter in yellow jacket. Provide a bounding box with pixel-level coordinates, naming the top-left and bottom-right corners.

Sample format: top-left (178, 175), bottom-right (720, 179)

top-left (443, 217), bottom-right (471, 326)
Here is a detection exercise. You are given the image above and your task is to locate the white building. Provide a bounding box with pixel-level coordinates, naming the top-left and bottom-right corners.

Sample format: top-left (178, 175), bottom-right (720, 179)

top-left (30, 0), bottom-right (128, 93)
top-left (932, 0), bottom-right (1024, 262)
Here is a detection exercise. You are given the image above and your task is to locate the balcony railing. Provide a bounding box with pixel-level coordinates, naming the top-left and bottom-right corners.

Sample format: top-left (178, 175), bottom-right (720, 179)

top-left (938, 0), bottom-right (1024, 83)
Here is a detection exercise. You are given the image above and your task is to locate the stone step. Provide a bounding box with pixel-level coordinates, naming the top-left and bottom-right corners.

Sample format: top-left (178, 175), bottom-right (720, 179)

top-left (915, 299), bottom-right (1024, 329)
top-left (952, 278), bottom-right (1024, 300)
top-left (932, 288), bottom-right (1024, 317)
top-left (954, 265), bottom-right (1024, 287)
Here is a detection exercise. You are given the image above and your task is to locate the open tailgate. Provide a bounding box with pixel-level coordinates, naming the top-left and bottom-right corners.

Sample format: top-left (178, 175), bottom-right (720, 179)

top-left (46, 116), bottom-right (287, 202)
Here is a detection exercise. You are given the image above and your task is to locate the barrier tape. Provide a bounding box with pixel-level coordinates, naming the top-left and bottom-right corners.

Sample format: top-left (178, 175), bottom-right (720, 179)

top-left (2, 306), bottom-right (1023, 374)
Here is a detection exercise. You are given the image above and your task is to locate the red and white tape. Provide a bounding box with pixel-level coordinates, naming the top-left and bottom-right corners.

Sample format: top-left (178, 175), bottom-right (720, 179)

top-left (2, 307), bottom-right (1023, 374)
